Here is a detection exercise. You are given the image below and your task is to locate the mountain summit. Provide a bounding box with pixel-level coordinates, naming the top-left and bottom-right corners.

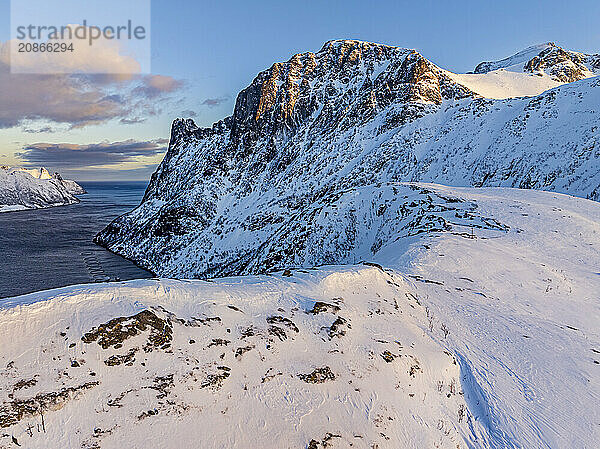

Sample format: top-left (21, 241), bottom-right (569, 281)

top-left (474, 42), bottom-right (600, 82)
top-left (95, 40), bottom-right (599, 278)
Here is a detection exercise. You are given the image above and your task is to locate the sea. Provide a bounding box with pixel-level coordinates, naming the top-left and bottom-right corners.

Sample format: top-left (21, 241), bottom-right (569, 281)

top-left (0, 181), bottom-right (153, 300)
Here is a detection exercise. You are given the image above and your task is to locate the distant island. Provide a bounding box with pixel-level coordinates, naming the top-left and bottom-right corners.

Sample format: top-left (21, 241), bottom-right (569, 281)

top-left (0, 166), bottom-right (86, 212)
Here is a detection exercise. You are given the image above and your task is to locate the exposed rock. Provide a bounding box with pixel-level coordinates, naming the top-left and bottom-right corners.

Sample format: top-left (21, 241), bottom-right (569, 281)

top-left (381, 351), bottom-right (396, 363)
top-left (308, 302), bottom-right (341, 315)
top-left (94, 40), bottom-right (600, 279)
top-left (0, 382), bottom-right (98, 428)
top-left (81, 310), bottom-right (172, 350)
top-left (298, 366), bottom-right (336, 384)
top-left (266, 316), bottom-right (299, 333)
top-left (327, 317), bottom-right (350, 339)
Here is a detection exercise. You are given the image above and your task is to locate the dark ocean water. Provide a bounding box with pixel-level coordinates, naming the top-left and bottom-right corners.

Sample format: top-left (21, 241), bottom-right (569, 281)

top-left (0, 181), bottom-right (153, 300)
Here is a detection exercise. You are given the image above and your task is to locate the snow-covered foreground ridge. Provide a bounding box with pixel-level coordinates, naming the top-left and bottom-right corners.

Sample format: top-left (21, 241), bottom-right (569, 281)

top-left (95, 40), bottom-right (600, 277)
top-left (0, 166), bottom-right (85, 212)
top-left (3, 185), bottom-right (600, 448)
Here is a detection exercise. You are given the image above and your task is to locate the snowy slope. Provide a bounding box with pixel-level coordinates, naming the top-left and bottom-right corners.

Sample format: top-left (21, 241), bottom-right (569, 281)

top-left (2, 185), bottom-right (599, 448)
top-left (377, 185), bottom-right (600, 449)
top-left (95, 40), bottom-right (600, 278)
top-left (450, 43), bottom-right (564, 98)
top-left (0, 167), bottom-right (85, 212)
top-left (473, 43), bottom-right (555, 73)
top-left (454, 42), bottom-right (600, 99)
top-left (0, 267), bottom-right (471, 449)
top-left (444, 70), bottom-right (562, 99)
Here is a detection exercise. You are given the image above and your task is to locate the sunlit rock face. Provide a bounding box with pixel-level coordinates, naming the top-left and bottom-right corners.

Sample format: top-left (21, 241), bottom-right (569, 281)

top-left (95, 40), bottom-right (600, 278)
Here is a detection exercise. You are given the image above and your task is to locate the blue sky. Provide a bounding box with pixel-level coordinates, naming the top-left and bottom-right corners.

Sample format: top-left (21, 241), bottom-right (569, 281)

top-left (1, 0), bottom-right (599, 180)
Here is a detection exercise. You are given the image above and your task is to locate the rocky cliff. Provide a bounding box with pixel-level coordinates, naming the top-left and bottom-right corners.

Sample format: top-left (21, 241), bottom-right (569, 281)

top-left (95, 40), bottom-right (600, 277)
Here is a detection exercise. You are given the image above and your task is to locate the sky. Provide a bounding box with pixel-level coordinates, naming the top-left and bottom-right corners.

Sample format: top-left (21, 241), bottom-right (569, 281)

top-left (0, 0), bottom-right (599, 181)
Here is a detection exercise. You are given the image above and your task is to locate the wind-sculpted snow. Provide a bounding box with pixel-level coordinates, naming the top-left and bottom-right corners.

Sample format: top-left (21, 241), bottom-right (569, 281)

top-left (0, 267), bottom-right (472, 449)
top-left (381, 185), bottom-right (600, 449)
top-left (3, 185), bottom-right (600, 448)
top-left (0, 167), bottom-right (85, 212)
top-left (96, 40), bottom-right (599, 278)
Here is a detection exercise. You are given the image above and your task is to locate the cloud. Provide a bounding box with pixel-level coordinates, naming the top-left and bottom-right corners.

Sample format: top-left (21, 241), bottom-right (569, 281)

top-left (201, 96), bottom-right (229, 108)
top-left (17, 139), bottom-right (168, 169)
top-left (7, 32), bottom-right (142, 75)
top-left (120, 117), bottom-right (147, 125)
top-left (62, 163), bottom-right (160, 182)
top-left (181, 109), bottom-right (198, 118)
top-left (0, 40), bottom-right (185, 129)
top-left (21, 125), bottom-right (58, 133)
top-left (132, 75), bottom-right (184, 99)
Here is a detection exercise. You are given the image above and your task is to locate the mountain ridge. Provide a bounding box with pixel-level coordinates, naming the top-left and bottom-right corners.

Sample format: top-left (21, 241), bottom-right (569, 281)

top-left (95, 40), bottom-right (599, 278)
top-left (473, 41), bottom-right (599, 85)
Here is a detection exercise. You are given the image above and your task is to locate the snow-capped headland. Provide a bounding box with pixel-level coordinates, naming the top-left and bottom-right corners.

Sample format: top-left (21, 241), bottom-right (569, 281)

top-left (0, 166), bottom-right (86, 213)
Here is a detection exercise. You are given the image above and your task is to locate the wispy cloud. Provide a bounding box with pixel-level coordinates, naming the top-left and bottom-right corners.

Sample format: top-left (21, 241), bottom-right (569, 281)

top-left (17, 139), bottom-right (168, 169)
top-left (61, 164), bottom-right (161, 182)
top-left (181, 109), bottom-right (198, 117)
top-left (21, 125), bottom-right (58, 134)
top-left (132, 75), bottom-right (184, 99)
top-left (201, 96), bottom-right (229, 108)
top-left (120, 117), bottom-right (147, 125)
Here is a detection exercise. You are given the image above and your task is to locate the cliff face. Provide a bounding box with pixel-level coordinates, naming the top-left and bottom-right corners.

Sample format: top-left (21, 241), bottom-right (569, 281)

top-left (228, 41), bottom-right (471, 147)
top-left (95, 40), bottom-right (600, 278)
top-left (144, 40), bottom-right (473, 205)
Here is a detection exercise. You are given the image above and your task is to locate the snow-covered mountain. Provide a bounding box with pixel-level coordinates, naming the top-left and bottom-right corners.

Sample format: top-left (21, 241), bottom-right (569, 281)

top-left (2, 185), bottom-right (599, 448)
top-left (474, 43), bottom-right (557, 73)
top-left (448, 42), bottom-right (600, 99)
top-left (50, 172), bottom-right (87, 196)
top-left (94, 40), bottom-right (600, 279)
top-left (0, 166), bottom-right (86, 212)
top-left (2, 40), bottom-right (600, 449)
top-left (473, 42), bottom-right (599, 80)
